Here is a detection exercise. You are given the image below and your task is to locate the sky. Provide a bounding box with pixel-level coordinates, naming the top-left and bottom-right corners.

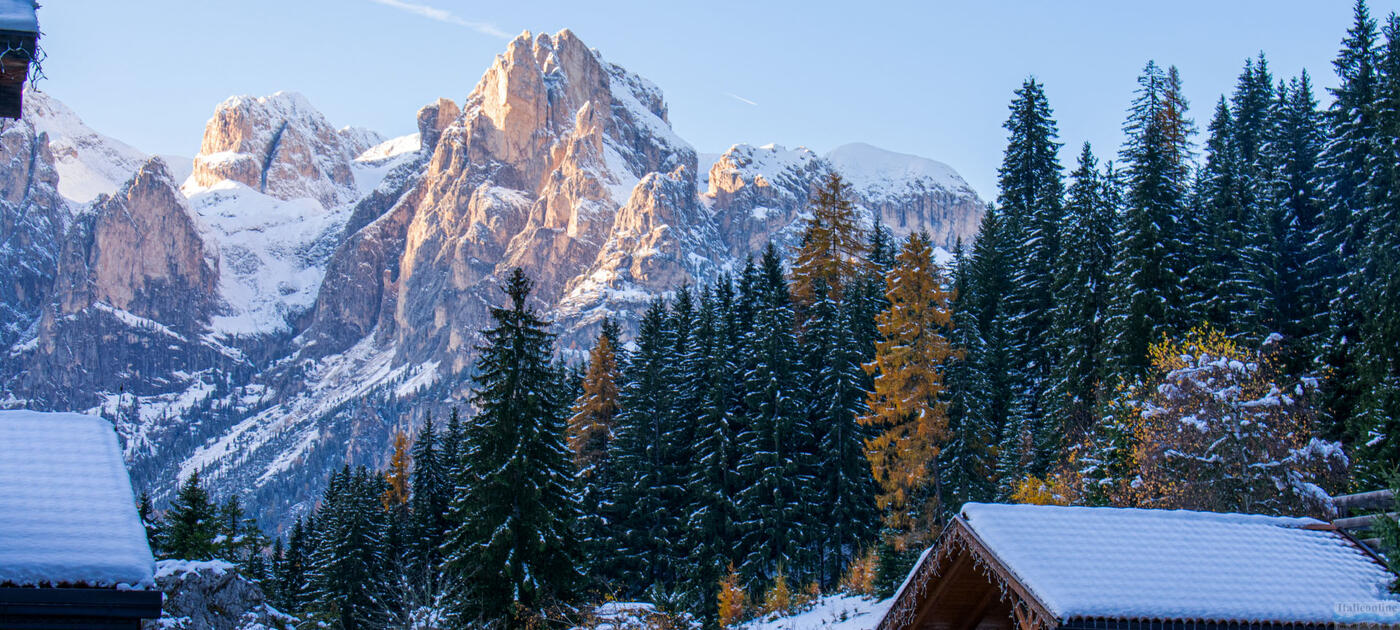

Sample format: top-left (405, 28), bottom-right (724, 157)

top-left (34, 1), bottom-right (1400, 200)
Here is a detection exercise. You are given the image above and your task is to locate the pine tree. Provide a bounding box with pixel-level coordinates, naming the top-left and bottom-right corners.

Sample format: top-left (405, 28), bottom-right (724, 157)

top-left (1045, 145), bottom-right (1118, 440)
top-left (1107, 61), bottom-right (1196, 376)
top-left (736, 245), bottom-right (812, 586)
top-left (859, 233), bottom-right (955, 549)
top-left (684, 281), bottom-right (746, 627)
top-left (161, 472), bottom-right (219, 560)
top-left (1318, 0), bottom-right (1382, 445)
top-left (995, 80), bottom-right (1065, 471)
top-left (305, 466), bottom-right (389, 630)
top-left (441, 268), bottom-right (580, 628)
top-left (608, 299), bottom-right (684, 595)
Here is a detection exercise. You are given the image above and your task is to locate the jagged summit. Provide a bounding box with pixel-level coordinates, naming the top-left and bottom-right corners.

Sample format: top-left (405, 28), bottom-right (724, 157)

top-left (187, 90), bottom-right (361, 209)
top-left (0, 30), bottom-right (985, 528)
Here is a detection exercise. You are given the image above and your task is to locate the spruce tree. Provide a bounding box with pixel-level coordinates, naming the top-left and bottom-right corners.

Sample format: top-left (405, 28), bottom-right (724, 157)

top-left (996, 79), bottom-right (1065, 429)
top-left (802, 277), bottom-right (878, 588)
top-left (1045, 144), bottom-right (1118, 444)
top-left (608, 299), bottom-right (683, 595)
top-left (684, 281), bottom-right (745, 626)
top-left (441, 268), bottom-right (580, 628)
top-left (1353, 12), bottom-right (1400, 482)
top-left (1107, 61), bottom-right (1196, 376)
top-left (1318, 0), bottom-right (1382, 444)
top-left (408, 415), bottom-right (450, 580)
top-left (304, 466), bottom-right (390, 630)
top-left (939, 244), bottom-right (996, 516)
top-left (161, 472), bottom-right (219, 560)
top-left (736, 244), bottom-right (811, 586)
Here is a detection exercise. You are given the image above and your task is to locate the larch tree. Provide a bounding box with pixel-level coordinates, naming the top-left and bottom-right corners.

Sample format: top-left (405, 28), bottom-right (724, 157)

top-left (859, 232), bottom-right (955, 549)
top-left (569, 324), bottom-right (622, 587)
top-left (790, 171), bottom-right (871, 309)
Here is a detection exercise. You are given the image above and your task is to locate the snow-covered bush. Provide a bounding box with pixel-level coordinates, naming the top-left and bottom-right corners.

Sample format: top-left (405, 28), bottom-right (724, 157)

top-left (1076, 328), bottom-right (1347, 516)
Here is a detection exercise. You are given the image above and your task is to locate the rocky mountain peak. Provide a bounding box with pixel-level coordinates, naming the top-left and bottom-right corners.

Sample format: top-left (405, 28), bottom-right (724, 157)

top-left (55, 157), bottom-right (217, 330)
top-left (188, 91), bottom-right (357, 208)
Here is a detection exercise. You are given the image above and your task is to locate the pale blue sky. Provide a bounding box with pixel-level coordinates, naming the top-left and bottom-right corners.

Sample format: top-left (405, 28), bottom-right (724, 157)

top-left (36, 1), bottom-right (1400, 199)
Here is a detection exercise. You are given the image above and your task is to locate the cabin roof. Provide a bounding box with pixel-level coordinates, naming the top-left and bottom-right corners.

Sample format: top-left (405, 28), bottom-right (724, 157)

top-left (0, 0), bottom-right (36, 34)
top-left (884, 503), bottom-right (1400, 629)
top-left (0, 410), bottom-right (155, 588)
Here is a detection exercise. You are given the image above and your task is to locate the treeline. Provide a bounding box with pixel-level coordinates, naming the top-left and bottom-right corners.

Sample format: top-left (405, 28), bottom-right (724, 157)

top-left (147, 2), bottom-right (1400, 628)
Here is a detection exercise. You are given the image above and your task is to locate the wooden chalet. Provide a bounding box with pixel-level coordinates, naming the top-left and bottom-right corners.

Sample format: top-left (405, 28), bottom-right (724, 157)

top-left (0, 411), bottom-right (163, 629)
top-left (878, 503), bottom-right (1400, 630)
top-left (0, 0), bottom-right (37, 118)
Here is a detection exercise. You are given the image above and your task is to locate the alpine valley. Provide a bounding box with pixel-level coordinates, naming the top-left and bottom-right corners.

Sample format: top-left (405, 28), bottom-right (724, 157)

top-left (0, 29), bottom-right (983, 526)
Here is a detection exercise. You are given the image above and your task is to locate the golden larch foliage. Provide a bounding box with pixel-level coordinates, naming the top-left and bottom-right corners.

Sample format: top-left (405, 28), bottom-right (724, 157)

top-left (859, 232), bottom-right (955, 533)
top-left (717, 562), bottom-right (749, 628)
top-left (790, 171), bottom-right (871, 308)
top-left (382, 430), bottom-right (410, 509)
top-left (761, 568), bottom-right (793, 616)
top-left (839, 548), bottom-right (878, 596)
top-left (568, 332), bottom-right (620, 476)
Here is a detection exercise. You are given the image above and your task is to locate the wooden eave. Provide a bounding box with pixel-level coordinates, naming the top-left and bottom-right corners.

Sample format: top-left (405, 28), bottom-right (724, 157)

top-left (0, 586), bottom-right (162, 630)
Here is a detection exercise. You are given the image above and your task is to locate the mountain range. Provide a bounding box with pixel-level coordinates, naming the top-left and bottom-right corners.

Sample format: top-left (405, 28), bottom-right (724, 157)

top-left (0, 29), bottom-right (984, 527)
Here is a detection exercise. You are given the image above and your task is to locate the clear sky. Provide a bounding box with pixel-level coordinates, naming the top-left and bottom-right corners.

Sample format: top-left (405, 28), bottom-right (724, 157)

top-left (35, 1), bottom-right (1400, 200)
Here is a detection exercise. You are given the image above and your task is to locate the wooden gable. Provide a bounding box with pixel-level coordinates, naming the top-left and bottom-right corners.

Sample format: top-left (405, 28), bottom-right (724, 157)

top-left (879, 518), bottom-right (1056, 630)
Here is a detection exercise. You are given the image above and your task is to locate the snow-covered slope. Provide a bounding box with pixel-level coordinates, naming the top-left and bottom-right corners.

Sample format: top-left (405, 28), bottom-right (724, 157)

top-left (24, 89), bottom-right (148, 204)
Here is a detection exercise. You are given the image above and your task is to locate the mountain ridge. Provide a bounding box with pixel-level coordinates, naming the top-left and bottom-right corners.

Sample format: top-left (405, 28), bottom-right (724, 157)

top-left (0, 29), bottom-right (984, 526)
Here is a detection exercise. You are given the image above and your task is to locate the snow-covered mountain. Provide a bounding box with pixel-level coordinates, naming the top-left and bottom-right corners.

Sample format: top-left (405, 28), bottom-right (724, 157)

top-left (0, 29), bottom-right (984, 526)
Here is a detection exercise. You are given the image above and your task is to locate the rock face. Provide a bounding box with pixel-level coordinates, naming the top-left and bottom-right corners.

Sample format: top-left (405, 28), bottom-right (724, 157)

top-left (145, 560), bottom-right (295, 630)
top-left (0, 110), bottom-right (68, 347)
top-left (53, 158), bottom-right (218, 330)
top-left (0, 30), bottom-right (984, 529)
top-left (189, 92), bottom-right (358, 208)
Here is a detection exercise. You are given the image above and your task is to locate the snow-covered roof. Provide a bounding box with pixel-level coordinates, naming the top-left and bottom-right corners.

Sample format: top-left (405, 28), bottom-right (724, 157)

top-left (957, 502), bottom-right (1398, 625)
top-left (0, 410), bottom-right (156, 588)
top-left (0, 0), bottom-right (37, 33)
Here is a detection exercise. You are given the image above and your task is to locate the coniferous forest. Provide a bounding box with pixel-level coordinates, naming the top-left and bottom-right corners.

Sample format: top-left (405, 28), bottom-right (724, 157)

top-left (141, 2), bottom-right (1400, 628)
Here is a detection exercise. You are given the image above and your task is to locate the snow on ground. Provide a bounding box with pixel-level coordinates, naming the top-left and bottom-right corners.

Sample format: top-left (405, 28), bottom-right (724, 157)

top-left (25, 89), bottom-right (149, 204)
top-left (739, 595), bottom-right (891, 630)
top-left (0, 410), bottom-right (155, 588)
top-left (153, 559), bottom-right (236, 580)
top-left (573, 602), bottom-right (697, 630)
top-left (958, 502), bottom-right (1400, 625)
top-left (185, 181), bottom-right (349, 338)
